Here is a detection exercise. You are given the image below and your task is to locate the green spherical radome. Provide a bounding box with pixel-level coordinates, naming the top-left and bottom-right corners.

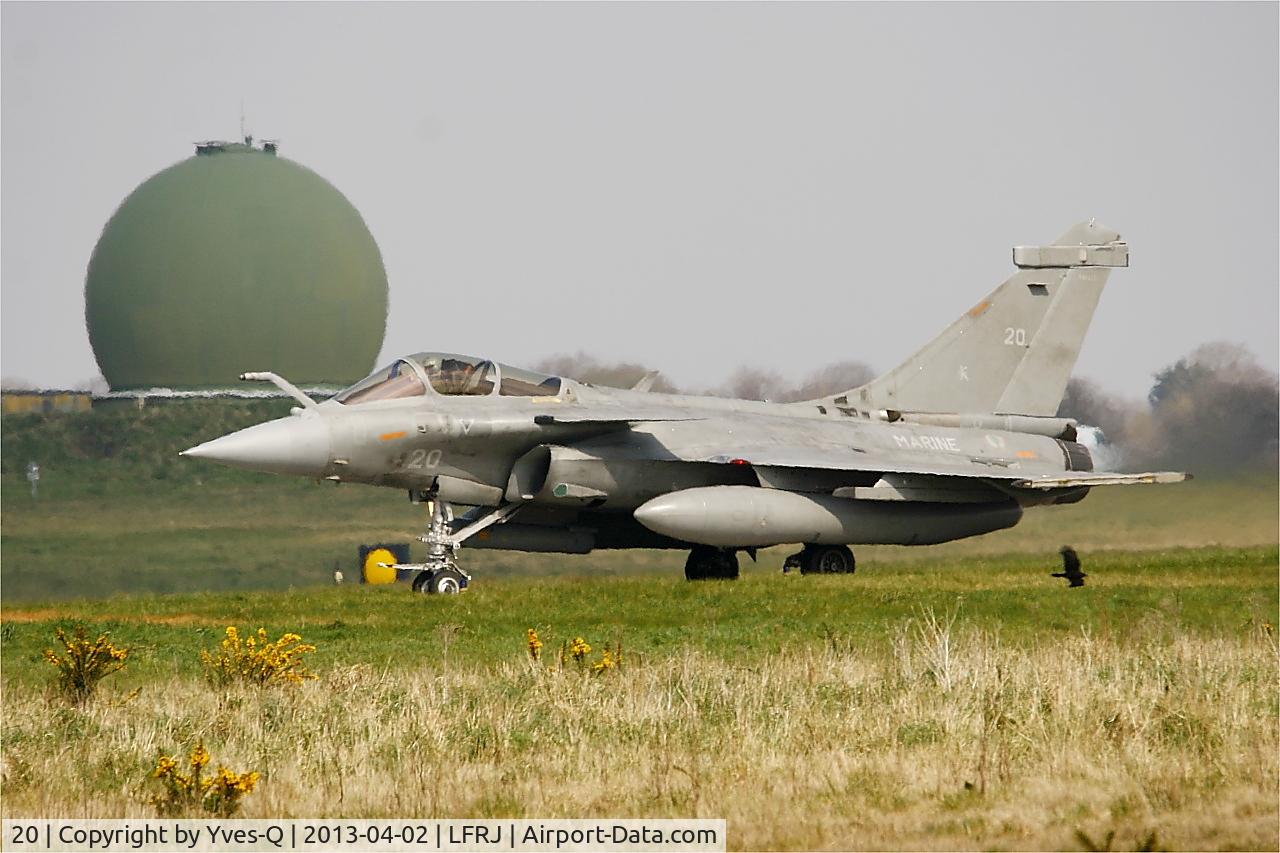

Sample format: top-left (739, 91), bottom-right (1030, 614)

top-left (85, 146), bottom-right (388, 389)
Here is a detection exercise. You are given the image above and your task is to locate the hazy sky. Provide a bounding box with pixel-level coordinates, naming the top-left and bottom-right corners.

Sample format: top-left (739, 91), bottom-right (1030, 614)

top-left (3, 2), bottom-right (1276, 396)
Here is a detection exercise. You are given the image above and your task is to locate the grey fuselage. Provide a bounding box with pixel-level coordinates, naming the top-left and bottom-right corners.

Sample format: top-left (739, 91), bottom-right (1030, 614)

top-left (209, 379), bottom-right (1089, 552)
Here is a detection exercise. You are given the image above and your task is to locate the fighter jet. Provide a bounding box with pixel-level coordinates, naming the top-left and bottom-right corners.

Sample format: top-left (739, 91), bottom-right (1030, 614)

top-left (182, 221), bottom-right (1186, 593)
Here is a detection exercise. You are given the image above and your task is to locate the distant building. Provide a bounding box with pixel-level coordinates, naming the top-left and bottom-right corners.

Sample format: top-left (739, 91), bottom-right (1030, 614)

top-left (84, 138), bottom-right (388, 391)
top-left (1, 391), bottom-right (92, 415)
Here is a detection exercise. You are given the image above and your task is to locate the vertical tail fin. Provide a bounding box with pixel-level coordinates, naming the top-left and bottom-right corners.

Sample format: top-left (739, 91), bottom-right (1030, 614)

top-left (834, 221), bottom-right (1127, 416)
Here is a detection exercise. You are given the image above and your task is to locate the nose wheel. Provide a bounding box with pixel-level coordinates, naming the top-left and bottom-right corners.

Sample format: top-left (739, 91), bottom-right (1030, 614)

top-left (384, 492), bottom-right (521, 594)
top-left (412, 566), bottom-right (468, 595)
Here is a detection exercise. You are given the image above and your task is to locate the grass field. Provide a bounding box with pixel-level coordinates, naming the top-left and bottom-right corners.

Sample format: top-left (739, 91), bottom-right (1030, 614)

top-left (1, 548), bottom-right (1276, 849)
top-left (1, 404), bottom-right (1277, 849)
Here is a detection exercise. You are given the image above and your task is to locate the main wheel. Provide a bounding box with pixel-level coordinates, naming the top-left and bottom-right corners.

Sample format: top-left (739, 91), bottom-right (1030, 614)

top-left (715, 550), bottom-right (740, 580)
top-left (685, 546), bottom-right (715, 581)
top-left (685, 546), bottom-right (740, 581)
top-left (425, 567), bottom-right (466, 594)
top-left (800, 545), bottom-right (855, 575)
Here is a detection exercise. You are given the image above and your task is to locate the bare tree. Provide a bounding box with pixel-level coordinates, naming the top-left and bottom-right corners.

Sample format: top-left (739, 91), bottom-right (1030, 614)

top-left (709, 360), bottom-right (877, 402)
top-left (715, 366), bottom-right (788, 401)
top-left (534, 351), bottom-right (681, 393)
top-left (780, 360), bottom-right (876, 403)
top-left (1056, 377), bottom-right (1136, 446)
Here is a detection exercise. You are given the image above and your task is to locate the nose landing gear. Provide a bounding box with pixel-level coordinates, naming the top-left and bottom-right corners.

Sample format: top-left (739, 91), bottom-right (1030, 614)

top-left (383, 492), bottom-right (521, 594)
top-left (412, 565), bottom-right (468, 594)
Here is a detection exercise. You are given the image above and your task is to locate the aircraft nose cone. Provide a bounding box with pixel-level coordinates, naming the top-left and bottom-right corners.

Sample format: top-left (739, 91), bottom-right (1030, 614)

top-left (181, 415), bottom-right (331, 476)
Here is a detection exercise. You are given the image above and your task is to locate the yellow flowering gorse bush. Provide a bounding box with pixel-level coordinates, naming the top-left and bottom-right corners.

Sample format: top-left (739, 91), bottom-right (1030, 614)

top-left (536, 631), bottom-right (622, 675)
top-left (200, 626), bottom-right (316, 687)
top-left (592, 647), bottom-right (620, 675)
top-left (149, 743), bottom-right (260, 817)
top-left (568, 637), bottom-right (592, 662)
top-left (42, 626), bottom-right (129, 704)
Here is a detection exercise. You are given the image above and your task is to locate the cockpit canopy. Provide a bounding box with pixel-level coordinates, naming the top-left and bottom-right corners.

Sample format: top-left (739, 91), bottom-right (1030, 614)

top-left (335, 353), bottom-right (562, 405)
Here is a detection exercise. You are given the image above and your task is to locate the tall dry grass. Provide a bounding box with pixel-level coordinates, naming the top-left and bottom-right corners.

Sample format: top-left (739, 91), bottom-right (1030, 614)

top-left (2, 614), bottom-right (1275, 851)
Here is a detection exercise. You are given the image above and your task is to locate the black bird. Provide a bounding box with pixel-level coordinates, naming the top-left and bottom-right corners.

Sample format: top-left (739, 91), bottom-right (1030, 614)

top-left (1051, 545), bottom-right (1086, 587)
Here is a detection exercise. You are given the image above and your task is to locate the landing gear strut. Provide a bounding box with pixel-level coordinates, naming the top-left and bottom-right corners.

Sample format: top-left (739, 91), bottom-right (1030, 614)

top-left (786, 544), bottom-right (856, 575)
top-left (409, 496), bottom-right (467, 594)
top-left (384, 492), bottom-right (521, 594)
top-left (685, 545), bottom-right (739, 581)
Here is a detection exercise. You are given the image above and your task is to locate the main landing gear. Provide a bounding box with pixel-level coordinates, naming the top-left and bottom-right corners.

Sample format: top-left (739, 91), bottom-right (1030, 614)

top-left (685, 544), bottom-right (856, 581)
top-left (783, 544), bottom-right (856, 575)
top-left (384, 492), bottom-right (520, 594)
top-left (685, 545), bottom-right (740, 581)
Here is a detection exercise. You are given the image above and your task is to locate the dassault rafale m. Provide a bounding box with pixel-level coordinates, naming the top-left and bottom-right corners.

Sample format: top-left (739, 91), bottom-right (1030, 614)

top-left (182, 221), bottom-right (1186, 593)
